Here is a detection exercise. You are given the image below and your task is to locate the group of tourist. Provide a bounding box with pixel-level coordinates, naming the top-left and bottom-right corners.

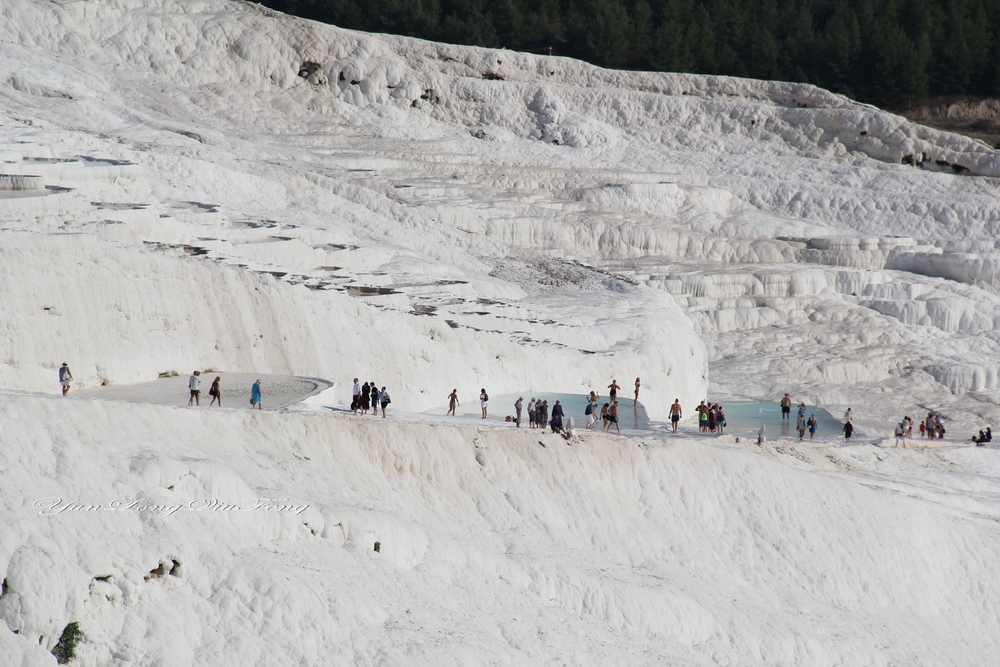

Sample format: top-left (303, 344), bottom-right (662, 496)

top-left (781, 393), bottom-right (822, 442)
top-left (351, 379), bottom-right (391, 418)
top-left (695, 401), bottom-right (726, 434)
top-left (187, 372), bottom-right (261, 409)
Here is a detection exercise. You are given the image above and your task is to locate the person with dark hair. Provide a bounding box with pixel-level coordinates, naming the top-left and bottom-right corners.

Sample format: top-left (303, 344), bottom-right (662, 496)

top-left (447, 389), bottom-right (459, 416)
top-left (608, 379), bottom-right (620, 402)
top-left (360, 382), bottom-right (371, 415)
top-left (606, 400), bottom-right (620, 434)
top-left (843, 420), bottom-right (854, 443)
top-left (480, 388), bottom-right (489, 419)
top-left (250, 379), bottom-right (262, 409)
top-left (780, 393), bottom-right (792, 420)
top-left (58, 363), bottom-right (73, 396)
top-left (669, 399), bottom-right (682, 433)
top-left (379, 387), bottom-right (390, 418)
top-left (550, 400), bottom-right (565, 433)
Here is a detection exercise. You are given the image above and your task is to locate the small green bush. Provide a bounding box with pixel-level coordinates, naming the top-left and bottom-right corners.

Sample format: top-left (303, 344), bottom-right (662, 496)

top-left (52, 621), bottom-right (83, 665)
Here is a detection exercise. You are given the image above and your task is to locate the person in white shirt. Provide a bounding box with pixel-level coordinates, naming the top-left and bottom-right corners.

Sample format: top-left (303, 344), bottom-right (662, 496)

top-left (188, 371), bottom-right (201, 407)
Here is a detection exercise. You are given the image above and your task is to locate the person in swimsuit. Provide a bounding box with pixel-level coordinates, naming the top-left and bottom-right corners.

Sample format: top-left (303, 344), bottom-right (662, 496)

top-left (669, 399), bottom-right (682, 433)
top-left (607, 400), bottom-right (620, 434)
top-left (600, 403), bottom-right (610, 432)
top-left (608, 380), bottom-right (620, 402)
top-left (808, 414), bottom-right (817, 441)
top-left (447, 389), bottom-right (459, 416)
top-left (780, 393), bottom-right (792, 420)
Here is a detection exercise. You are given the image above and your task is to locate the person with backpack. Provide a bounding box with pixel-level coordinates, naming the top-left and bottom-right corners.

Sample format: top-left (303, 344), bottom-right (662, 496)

top-left (585, 398), bottom-right (597, 429)
top-left (58, 363), bottom-right (73, 396)
top-left (480, 388), bottom-right (489, 419)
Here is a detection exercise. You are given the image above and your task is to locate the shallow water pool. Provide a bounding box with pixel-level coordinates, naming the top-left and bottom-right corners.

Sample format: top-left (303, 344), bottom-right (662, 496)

top-left (716, 401), bottom-right (843, 440)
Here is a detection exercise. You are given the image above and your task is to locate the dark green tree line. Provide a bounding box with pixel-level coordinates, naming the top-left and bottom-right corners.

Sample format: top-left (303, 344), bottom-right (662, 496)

top-left (259, 0), bottom-right (1000, 104)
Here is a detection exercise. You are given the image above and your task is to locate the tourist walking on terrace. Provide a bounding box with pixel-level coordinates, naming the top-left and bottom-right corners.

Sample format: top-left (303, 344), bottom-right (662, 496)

top-left (250, 379), bottom-right (262, 409)
top-left (716, 404), bottom-right (726, 434)
top-left (606, 400), bottom-right (620, 434)
top-left (634, 377), bottom-right (640, 404)
top-left (209, 376), bottom-right (222, 407)
top-left (379, 387), bottom-right (390, 418)
top-left (843, 420), bottom-right (853, 444)
top-left (480, 388), bottom-right (489, 418)
top-left (447, 389), bottom-right (459, 416)
top-left (796, 411), bottom-right (807, 440)
top-left (844, 407), bottom-right (853, 424)
top-left (585, 399), bottom-right (597, 429)
top-left (527, 398), bottom-right (537, 428)
top-left (808, 414), bottom-right (817, 441)
top-left (669, 399), bottom-right (682, 433)
top-left (352, 378), bottom-right (361, 414)
top-left (600, 403), bottom-right (610, 432)
top-left (369, 380), bottom-right (378, 416)
top-left (59, 363), bottom-right (73, 396)
top-left (538, 400), bottom-right (549, 429)
top-left (515, 396), bottom-right (523, 427)
top-left (188, 371), bottom-right (201, 407)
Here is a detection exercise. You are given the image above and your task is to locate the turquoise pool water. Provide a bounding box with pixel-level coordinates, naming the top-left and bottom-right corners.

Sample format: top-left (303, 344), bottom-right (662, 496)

top-left (716, 401), bottom-right (843, 439)
top-left (427, 393), bottom-right (840, 438)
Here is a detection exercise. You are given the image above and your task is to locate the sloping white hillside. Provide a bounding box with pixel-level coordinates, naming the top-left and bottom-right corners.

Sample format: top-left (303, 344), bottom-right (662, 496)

top-left (3, 0), bottom-right (1000, 664)
top-left (3, 391), bottom-right (1000, 666)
